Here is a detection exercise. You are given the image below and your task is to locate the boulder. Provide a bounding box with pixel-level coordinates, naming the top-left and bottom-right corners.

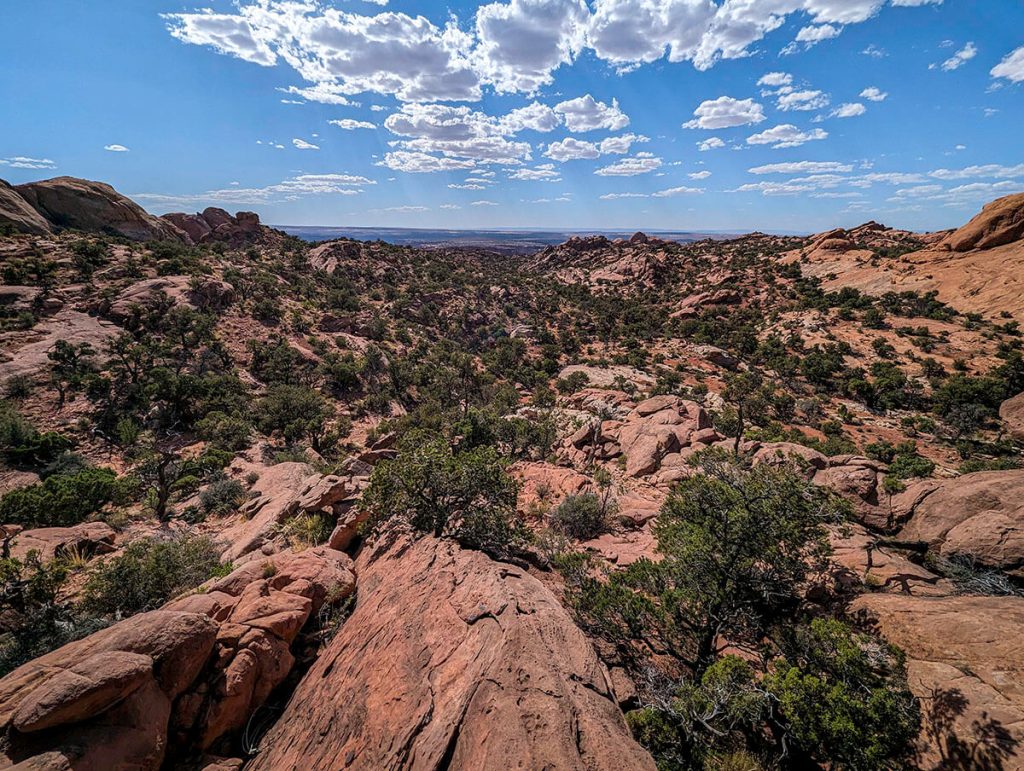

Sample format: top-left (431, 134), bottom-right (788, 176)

top-left (0, 179), bottom-right (52, 235)
top-left (512, 461), bottom-right (591, 511)
top-left (308, 240), bottom-right (362, 273)
top-left (898, 470), bottom-right (1024, 577)
top-left (852, 594), bottom-right (1024, 768)
top-left (8, 521), bottom-right (116, 562)
top-left (752, 442), bottom-right (828, 476)
top-left (0, 309), bottom-right (117, 383)
top-left (0, 611), bottom-right (216, 769)
top-left (247, 537), bottom-right (656, 771)
top-left (942, 192), bottom-right (1024, 252)
top-left (161, 208), bottom-right (264, 246)
top-left (1001, 391), bottom-right (1024, 441)
top-left (107, 276), bottom-right (235, 321)
top-left (13, 177), bottom-right (185, 242)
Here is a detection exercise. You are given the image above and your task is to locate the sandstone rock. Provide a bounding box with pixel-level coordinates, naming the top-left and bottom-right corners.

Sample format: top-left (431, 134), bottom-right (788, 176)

top-left (557, 364), bottom-right (655, 389)
top-left (13, 651), bottom-right (153, 733)
top-left (513, 461), bottom-right (592, 511)
top-left (0, 179), bottom-right (52, 235)
top-left (308, 240), bottom-right (362, 273)
top-left (582, 529), bottom-right (659, 567)
top-left (898, 469), bottom-right (1024, 576)
top-left (0, 611), bottom-right (216, 769)
top-left (247, 537), bottom-right (656, 771)
top-left (107, 275), bottom-right (234, 321)
top-left (162, 208), bottom-right (263, 246)
top-left (753, 442), bottom-right (828, 475)
top-left (0, 309), bottom-right (116, 383)
top-left (943, 192), bottom-right (1024, 252)
top-left (828, 524), bottom-right (950, 597)
top-left (851, 594), bottom-right (1024, 768)
top-left (1001, 391), bottom-right (1024, 441)
top-left (8, 521), bottom-right (116, 562)
top-left (14, 177), bottom-right (185, 242)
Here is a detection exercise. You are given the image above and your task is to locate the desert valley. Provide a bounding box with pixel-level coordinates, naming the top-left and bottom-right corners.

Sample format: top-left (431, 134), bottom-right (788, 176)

top-left (0, 175), bottom-right (1023, 769)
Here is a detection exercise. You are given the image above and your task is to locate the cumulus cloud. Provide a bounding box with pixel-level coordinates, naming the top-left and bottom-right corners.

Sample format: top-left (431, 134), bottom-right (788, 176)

top-left (586, 0), bottom-right (717, 67)
top-left (292, 138), bottom-right (319, 150)
top-left (379, 151), bottom-right (476, 172)
top-left (830, 102), bottom-right (866, 118)
top-left (554, 94), bottom-right (629, 132)
top-left (471, 199), bottom-right (498, 205)
top-left (0, 156), bottom-right (56, 170)
top-left (683, 96), bottom-right (765, 129)
top-left (328, 119), bottom-right (376, 130)
top-left (594, 153), bottom-right (662, 175)
top-left (472, 0), bottom-right (589, 93)
top-left (859, 86), bottom-right (888, 101)
top-left (928, 163), bottom-right (1024, 180)
top-left (697, 137), bottom-right (725, 151)
top-left (689, 170), bottom-right (712, 179)
top-left (777, 89), bottom-right (829, 111)
top-left (499, 102), bottom-right (562, 132)
top-left (757, 71), bottom-right (792, 87)
top-left (508, 163), bottom-right (561, 180)
top-left (104, 144), bottom-right (130, 152)
top-left (794, 24), bottom-right (841, 46)
top-left (652, 185), bottom-right (702, 196)
top-left (746, 124), bottom-right (828, 148)
top-left (544, 133), bottom-right (645, 161)
top-left (279, 84), bottom-right (358, 105)
top-left (939, 41), bottom-right (977, 71)
top-left (991, 46), bottom-right (1024, 83)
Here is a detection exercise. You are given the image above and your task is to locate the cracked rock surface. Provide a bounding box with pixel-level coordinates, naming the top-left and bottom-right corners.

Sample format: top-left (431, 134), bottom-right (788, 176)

top-left (247, 536), bottom-right (656, 771)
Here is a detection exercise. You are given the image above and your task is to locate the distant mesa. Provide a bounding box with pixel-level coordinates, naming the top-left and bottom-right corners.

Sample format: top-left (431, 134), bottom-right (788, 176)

top-left (0, 176), bottom-right (267, 246)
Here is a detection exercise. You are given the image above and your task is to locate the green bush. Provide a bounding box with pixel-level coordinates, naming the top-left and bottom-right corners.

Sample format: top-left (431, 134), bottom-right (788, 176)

top-left (548, 492), bottom-right (613, 540)
top-left (81, 534), bottom-right (226, 616)
top-left (765, 619), bottom-right (919, 770)
top-left (0, 404), bottom-right (73, 468)
top-left (0, 466), bottom-right (118, 528)
top-left (199, 478), bottom-right (247, 515)
top-left (360, 430), bottom-right (525, 557)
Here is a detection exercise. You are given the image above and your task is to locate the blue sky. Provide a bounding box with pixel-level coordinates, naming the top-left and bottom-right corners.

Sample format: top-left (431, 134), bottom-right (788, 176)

top-left (1, 0), bottom-right (1022, 232)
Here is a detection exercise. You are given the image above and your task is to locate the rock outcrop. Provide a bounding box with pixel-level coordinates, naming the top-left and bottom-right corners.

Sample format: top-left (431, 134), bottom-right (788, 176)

top-left (897, 470), bottom-right (1024, 577)
top-left (942, 192), bottom-right (1024, 252)
top-left (162, 208), bottom-right (262, 246)
top-left (247, 536), bottom-right (656, 771)
top-left (0, 547), bottom-right (355, 768)
top-left (106, 275), bottom-right (235, 321)
top-left (12, 177), bottom-right (185, 242)
top-left (0, 179), bottom-right (51, 235)
top-left (308, 240), bottom-right (362, 273)
top-left (7, 521), bottom-right (116, 562)
top-left (1001, 391), bottom-right (1024, 441)
top-left (852, 594), bottom-right (1024, 769)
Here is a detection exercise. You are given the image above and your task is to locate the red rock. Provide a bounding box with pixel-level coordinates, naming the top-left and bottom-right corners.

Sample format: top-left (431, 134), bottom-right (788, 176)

top-left (898, 469), bottom-right (1024, 576)
top-left (247, 537), bottom-right (656, 771)
top-left (1001, 391), bottom-right (1024, 441)
top-left (13, 651), bottom-right (153, 733)
top-left (943, 192), bottom-right (1024, 252)
top-left (0, 179), bottom-right (52, 235)
top-left (9, 522), bottom-right (115, 562)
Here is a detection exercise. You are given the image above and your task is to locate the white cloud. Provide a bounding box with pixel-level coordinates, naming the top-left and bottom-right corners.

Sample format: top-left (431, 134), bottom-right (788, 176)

top-left (379, 151), bottom-right (476, 172)
top-left (0, 156), bottom-right (56, 170)
top-left (777, 89), bottom-right (829, 111)
top-left (683, 96), bottom-right (765, 129)
top-left (382, 103), bottom-right (534, 166)
top-left (697, 137), bottom-right (725, 151)
top-left (748, 161), bottom-right (853, 174)
top-left (991, 46), bottom-right (1024, 83)
top-left (859, 86), bottom-right (887, 101)
top-left (165, 4), bottom-right (481, 102)
top-left (554, 94), bottom-right (629, 132)
top-left (499, 101), bottom-right (562, 132)
top-left (688, 170), bottom-right (712, 179)
top-left (448, 183), bottom-right (486, 189)
top-left (104, 144), bottom-right (130, 152)
top-left (135, 173), bottom-right (373, 206)
top-left (746, 124), bottom-right (828, 148)
top-left (440, 203), bottom-right (462, 209)
top-left (544, 133), bottom-right (645, 161)
top-left (586, 0), bottom-right (717, 68)
top-left (758, 71), bottom-right (792, 87)
top-left (471, 199), bottom-right (499, 206)
top-left (292, 138), bottom-right (319, 150)
top-left (830, 102), bottom-right (866, 118)
top-left (939, 41), bottom-right (977, 71)
top-left (929, 163), bottom-right (1024, 180)
top-left (278, 85), bottom-right (358, 106)
top-left (795, 24), bottom-right (841, 46)
top-left (599, 192), bottom-right (648, 199)
top-left (380, 205), bottom-right (429, 212)
top-left (509, 164), bottom-right (561, 180)
top-left (594, 154), bottom-right (662, 176)
top-left (653, 185), bottom-right (702, 196)
top-left (472, 0), bottom-right (589, 93)
top-left (329, 119), bottom-right (376, 130)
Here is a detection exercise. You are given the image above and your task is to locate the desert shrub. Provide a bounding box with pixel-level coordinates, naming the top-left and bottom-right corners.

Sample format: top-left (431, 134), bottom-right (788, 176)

top-left (0, 553), bottom-right (108, 677)
top-left (360, 431), bottom-right (525, 557)
top-left (765, 619), bottom-right (919, 770)
top-left (281, 512), bottom-right (333, 549)
top-left (0, 466), bottom-right (118, 528)
top-left (556, 371), bottom-right (590, 394)
top-left (256, 384), bottom-right (332, 452)
top-left (548, 492), bottom-right (614, 540)
top-left (0, 404), bottom-right (73, 468)
top-left (195, 410), bottom-right (252, 451)
top-left (81, 533), bottom-right (226, 616)
top-left (199, 478), bottom-right (247, 515)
